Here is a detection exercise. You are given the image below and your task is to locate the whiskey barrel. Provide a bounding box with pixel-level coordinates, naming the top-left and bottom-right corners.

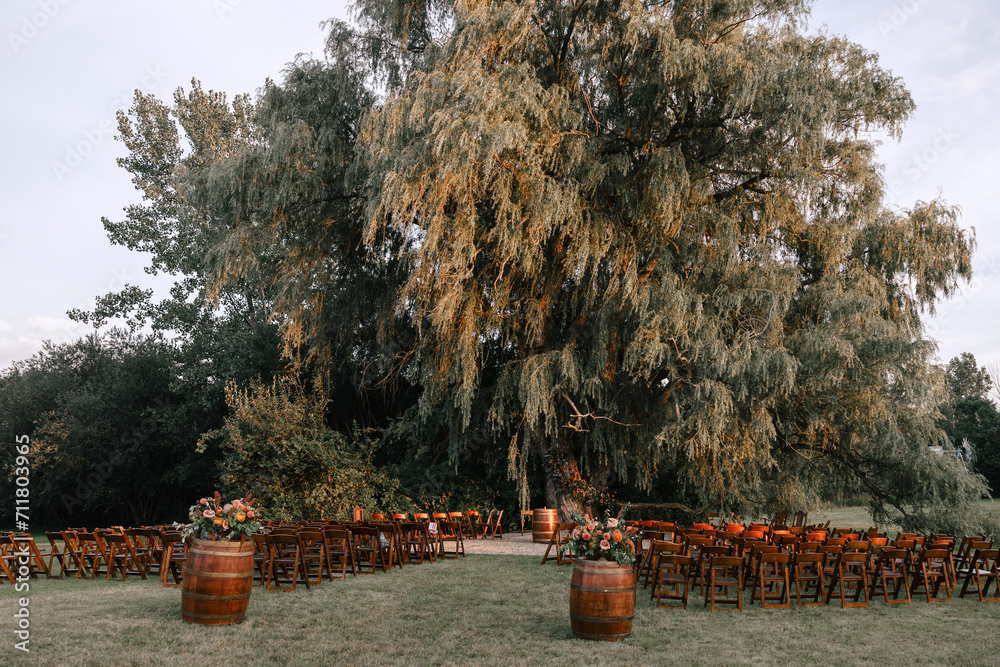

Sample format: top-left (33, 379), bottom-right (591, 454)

top-left (532, 508), bottom-right (559, 543)
top-left (569, 558), bottom-right (636, 641)
top-left (181, 537), bottom-right (255, 625)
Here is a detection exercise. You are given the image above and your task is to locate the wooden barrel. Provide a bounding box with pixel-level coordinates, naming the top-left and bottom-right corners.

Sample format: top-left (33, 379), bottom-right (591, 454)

top-left (182, 537), bottom-right (255, 625)
top-left (532, 508), bottom-right (559, 543)
top-left (569, 559), bottom-right (636, 641)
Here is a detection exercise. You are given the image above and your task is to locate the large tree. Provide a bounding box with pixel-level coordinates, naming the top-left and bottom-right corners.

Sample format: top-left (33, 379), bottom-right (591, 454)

top-left (67, 0), bottom-right (992, 534)
top-left (352, 0), bottom-right (987, 530)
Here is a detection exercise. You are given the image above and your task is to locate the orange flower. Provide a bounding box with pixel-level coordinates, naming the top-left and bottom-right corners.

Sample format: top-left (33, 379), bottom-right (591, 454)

top-left (212, 517), bottom-right (224, 526)
top-left (612, 530), bottom-right (622, 542)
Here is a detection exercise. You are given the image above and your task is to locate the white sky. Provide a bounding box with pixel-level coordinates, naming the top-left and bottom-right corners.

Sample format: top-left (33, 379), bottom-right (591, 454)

top-left (1, 0), bottom-right (997, 373)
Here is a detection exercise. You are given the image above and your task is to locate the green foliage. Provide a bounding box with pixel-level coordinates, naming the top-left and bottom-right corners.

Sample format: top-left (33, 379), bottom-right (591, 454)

top-left (200, 376), bottom-right (412, 521)
top-left (945, 352), bottom-right (993, 401)
top-left (0, 331), bottom-right (218, 526)
top-left (356, 0), bottom-right (986, 532)
top-left (17, 0), bottom-right (989, 536)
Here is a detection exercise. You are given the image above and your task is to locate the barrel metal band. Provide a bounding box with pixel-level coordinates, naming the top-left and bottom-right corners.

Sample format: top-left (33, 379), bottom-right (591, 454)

top-left (570, 613), bottom-right (635, 623)
top-left (183, 591), bottom-right (252, 602)
top-left (188, 548), bottom-right (252, 557)
top-left (182, 568), bottom-right (253, 579)
top-left (182, 612), bottom-right (247, 621)
top-left (570, 585), bottom-right (636, 594)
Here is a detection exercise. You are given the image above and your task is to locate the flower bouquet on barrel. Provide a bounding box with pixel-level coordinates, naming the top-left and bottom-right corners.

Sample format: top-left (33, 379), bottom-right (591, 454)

top-left (562, 508), bottom-right (641, 641)
top-left (179, 492), bottom-right (263, 625)
top-left (561, 508), bottom-right (640, 564)
top-left (183, 491), bottom-right (262, 542)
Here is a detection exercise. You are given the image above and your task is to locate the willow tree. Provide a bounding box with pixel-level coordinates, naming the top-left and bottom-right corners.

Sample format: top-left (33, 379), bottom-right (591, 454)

top-left (356, 0), bottom-right (988, 530)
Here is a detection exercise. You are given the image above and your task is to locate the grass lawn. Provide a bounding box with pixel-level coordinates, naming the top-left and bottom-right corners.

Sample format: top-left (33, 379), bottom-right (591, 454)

top-left (806, 499), bottom-right (1000, 535)
top-left (4, 555), bottom-right (999, 666)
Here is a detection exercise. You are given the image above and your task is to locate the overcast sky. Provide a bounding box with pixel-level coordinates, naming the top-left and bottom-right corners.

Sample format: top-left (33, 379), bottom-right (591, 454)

top-left (1, 0), bottom-right (997, 374)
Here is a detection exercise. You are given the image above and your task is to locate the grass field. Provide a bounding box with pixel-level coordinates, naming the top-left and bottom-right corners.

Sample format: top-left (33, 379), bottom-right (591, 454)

top-left (3, 553), bottom-right (999, 666)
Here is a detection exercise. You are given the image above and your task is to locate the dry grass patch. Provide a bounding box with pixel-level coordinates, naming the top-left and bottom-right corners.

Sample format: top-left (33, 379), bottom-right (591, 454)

top-left (3, 555), bottom-right (999, 666)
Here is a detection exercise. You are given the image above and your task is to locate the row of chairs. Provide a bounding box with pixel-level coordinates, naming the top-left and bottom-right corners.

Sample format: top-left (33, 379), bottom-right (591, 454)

top-left (248, 521), bottom-right (467, 592)
top-left (2, 519), bottom-right (472, 591)
top-left (636, 526), bottom-right (998, 611)
top-left (361, 510), bottom-right (504, 540)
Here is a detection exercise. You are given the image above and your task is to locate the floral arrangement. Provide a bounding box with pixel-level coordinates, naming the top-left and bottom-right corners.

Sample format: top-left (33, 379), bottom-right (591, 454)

top-left (183, 491), bottom-right (262, 541)
top-left (545, 450), bottom-right (616, 509)
top-left (561, 509), bottom-right (640, 565)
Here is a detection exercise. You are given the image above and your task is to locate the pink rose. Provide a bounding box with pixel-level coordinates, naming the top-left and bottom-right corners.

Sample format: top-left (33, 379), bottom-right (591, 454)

top-left (203, 509), bottom-right (216, 518)
top-left (607, 518), bottom-right (619, 528)
top-left (581, 532), bottom-right (592, 541)
top-left (571, 528), bottom-right (581, 540)
top-left (199, 498), bottom-right (208, 504)
top-left (600, 540), bottom-right (611, 550)
top-left (222, 520), bottom-right (230, 530)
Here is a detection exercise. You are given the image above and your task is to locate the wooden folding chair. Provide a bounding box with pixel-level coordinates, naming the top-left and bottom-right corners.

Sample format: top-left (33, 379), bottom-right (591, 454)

top-left (744, 544), bottom-right (779, 593)
top-left (541, 522), bottom-right (577, 565)
top-left (401, 523), bottom-right (434, 564)
top-left (483, 510), bottom-right (504, 539)
top-left (298, 530), bottom-right (326, 586)
top-left (78, 532), bottom-right (111, 579)
top-left (351, 526), bottom-right (388, 572)
top-left (252, 533), bottom-right (269, 586)
top-left (520, 510), bottom-right (533, 535)
top-left (266, 533), bottom-right (307, 591)
top-left (793, 552), bottom-right (826, 606)
top-left (636, 531), bottom-right (665, 587)
top-left (752, 552), bottom-right (791, 609)
top-left (464, 511), bottom-right (484, 539)
top-left (910, 549), bottom-right (951, 603)
top-left (101, 533), bottom-right (147, 581)
top-left (44, 532), bottom-right (67, 578)
top-left (957, 547), bottom-right (999, 602)
top-left (650, 544), bottom-right (690, 608)
top-left (159, 532), bottom-right (187, 587)
top-left (8, 534), bottom-right (50, 578)
top-left (869, 548), bottom-right (911, 604)
top-left (59, 530), bottom-right (88, 578)
top-left (825, 552), bottom-right (870, 608)
top-left (324, 527), bottom-right (356, 578)
top-left (373, 523), bottom-right (402, 570)
top-left (706, 556), bottom-right (743, 612)
top-left (0, 535), bottom-right (23, 583)
top-left (439, 521), bottom-right (466, 559)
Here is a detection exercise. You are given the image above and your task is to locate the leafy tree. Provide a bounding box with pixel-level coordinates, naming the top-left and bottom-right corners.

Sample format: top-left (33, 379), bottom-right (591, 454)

top-left (945, 352), bottom-right (993, 401)
top-left (351, 0), bottom-right (987, 532)
top-left (49, 0), bottom-right (994, 536)
top-left (0, 332), bottom-right (218, 526)
top-left (198, 376), bottom-right (410, 520)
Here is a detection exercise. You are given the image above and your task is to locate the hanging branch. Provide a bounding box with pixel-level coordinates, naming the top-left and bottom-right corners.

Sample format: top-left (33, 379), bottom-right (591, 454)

top-left (561, 392), bottom-right (638, 432)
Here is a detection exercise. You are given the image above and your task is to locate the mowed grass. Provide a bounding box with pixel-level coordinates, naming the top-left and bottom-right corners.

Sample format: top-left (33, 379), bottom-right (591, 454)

top-left (807, 499), bottom-right (1000, 534)
top-left (4, 554), bottom-right (1000, 666)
